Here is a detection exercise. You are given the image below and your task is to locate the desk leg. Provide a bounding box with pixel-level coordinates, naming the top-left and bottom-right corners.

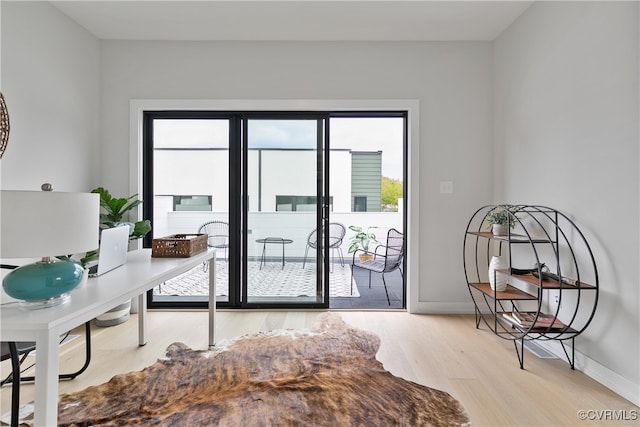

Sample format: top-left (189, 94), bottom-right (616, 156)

top-left (209, 257), bottom-right (216, 348)
top-left (33, 329), bottom-right (60, 427)
top-left (139, 294), bottom-right (147, 346)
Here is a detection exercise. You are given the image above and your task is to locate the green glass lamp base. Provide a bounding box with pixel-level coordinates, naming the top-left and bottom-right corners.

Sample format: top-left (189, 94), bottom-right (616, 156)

top-left (2, 259), bottom-right (84, 310)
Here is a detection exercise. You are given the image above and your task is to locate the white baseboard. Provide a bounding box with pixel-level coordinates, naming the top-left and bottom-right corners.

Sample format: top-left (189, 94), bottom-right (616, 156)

top-left (536, 340), bottom-right (639, 406)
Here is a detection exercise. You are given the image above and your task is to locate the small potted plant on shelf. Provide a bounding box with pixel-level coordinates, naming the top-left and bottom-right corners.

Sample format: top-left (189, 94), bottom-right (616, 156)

top-left (347, 225), bottom-right (380, 262)
top-left (485, 205), bottom-right (519, 236)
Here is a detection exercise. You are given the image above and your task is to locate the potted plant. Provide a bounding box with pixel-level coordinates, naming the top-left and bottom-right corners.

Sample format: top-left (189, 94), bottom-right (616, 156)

top-left (81, 187), bottom-right (152, 266)
top-left (88, 187), bottom-right (152, 327)
top-left (347, 225), bottom-right (380, 262)
top-left (485, 205), bottom-right (518, 236)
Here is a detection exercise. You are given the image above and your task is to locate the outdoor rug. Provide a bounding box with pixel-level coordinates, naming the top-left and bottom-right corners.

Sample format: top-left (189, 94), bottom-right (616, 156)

top-left (156, 261), bottom-right (360, 298)
top-left (56, 314), bottom-right (469, 426)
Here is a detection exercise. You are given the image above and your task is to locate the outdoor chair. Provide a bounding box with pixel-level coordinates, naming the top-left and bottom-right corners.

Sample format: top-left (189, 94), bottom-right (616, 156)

top-left (351, 228), bottom-right (404, 305)
top-left (302, 223), bottom-right (346, 272)
top-left (198, 220), bottom-right (229, 262)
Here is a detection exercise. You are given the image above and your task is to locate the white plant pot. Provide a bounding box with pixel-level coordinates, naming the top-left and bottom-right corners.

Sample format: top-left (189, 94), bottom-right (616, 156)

top-left (492, 224), bottom-right (508, 236)
top-left (488, 256), bottom-right (508, 292)
top-left (95, 300), bottom-right (131, 327)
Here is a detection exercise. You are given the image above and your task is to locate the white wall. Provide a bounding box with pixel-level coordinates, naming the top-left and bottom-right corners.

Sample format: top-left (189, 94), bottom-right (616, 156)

top-left (154, 150), bottom-right (230, 211)
top-left (103, 40), bottom-right (494, 313)
top-left (0, 1), bottom-right (100, 192)
top-left (494, 1), bottom-right (639, 405)
top-left (259, 151), bottom-right (317, 211)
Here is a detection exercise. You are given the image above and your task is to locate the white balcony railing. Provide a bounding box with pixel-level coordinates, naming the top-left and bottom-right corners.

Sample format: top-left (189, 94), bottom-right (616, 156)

top-left (153, 210), bottom-right (403, 260)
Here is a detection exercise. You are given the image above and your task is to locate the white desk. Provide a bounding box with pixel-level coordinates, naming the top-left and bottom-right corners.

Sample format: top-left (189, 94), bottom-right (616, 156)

top-left (0, 248), bottom-right (216, 426)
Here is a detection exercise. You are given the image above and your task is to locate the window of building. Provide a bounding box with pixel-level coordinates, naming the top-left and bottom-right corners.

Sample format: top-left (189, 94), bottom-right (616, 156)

top-left (275, 195), bottom-right (333, 212)
top-left (353, 196), bottom-right (367, 212)
top-left (173, 195), bottom-right (212, 211)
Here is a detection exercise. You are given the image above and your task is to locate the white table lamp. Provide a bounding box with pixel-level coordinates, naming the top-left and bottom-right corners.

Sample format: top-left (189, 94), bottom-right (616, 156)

top-left (0, 185), bottom-right (99, 309)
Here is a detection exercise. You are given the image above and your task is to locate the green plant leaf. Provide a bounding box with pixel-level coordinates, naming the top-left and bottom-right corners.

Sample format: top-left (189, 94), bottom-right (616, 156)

top-left (348, 225), bottom-right (380, 253)
top-left (485, 205), bottom-right (520, 230)
top-left (80, 249), bottom-right (99, 267)
top-left (132, 220), bottom-right (152, 239)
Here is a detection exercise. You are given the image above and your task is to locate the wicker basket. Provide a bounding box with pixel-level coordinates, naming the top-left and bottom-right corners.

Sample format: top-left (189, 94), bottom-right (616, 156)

top-left (151, 234), bottom-right (208, 258)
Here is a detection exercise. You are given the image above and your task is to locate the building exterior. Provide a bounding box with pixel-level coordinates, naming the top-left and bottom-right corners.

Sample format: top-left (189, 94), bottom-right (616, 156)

top-left (154, 148), bottom-right (382, 218)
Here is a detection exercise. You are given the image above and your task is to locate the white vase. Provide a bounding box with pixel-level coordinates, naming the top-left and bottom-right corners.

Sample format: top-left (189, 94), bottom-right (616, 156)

top-left (488, 256), bottom-right (508, 291)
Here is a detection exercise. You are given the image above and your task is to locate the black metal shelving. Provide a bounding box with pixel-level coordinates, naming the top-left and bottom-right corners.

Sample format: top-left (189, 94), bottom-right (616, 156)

top-left (463, 205), bottom-right (599, 369)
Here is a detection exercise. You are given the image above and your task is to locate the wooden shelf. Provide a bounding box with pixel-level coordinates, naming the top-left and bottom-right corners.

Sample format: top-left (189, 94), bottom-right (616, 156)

top-left (466, 231), bottom-right (550, 244)
top-left (502, 270), bottom-right (596, 290)
top-left (497, 311), bottom-right (578, 334)
top-left (469, 282), bottom-right (537, 300)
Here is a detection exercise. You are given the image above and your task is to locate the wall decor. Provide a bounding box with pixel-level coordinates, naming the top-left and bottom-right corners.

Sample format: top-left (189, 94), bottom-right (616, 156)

top-left (0, 91), bottom-right (9, 159)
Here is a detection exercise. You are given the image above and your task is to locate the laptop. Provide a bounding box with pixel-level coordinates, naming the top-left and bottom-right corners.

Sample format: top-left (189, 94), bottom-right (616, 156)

top-left (88, 226), bottom-right (129, 277)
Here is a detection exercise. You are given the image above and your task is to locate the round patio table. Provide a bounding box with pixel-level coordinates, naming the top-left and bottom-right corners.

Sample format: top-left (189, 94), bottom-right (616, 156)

top-left (256, 237), bottom-right (293, 269)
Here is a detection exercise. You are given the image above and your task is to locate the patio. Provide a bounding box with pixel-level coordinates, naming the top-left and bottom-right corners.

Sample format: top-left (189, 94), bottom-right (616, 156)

top-left (332, 262), bottom-right (404, 309)
top-left (153, 259), bottom-right (404, 309)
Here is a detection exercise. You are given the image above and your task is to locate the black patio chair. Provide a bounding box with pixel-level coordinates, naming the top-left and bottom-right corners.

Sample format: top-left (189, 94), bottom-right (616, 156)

top-left (302, 223), bottom-right (346, 271)
top-left (351, 228), bottom-right (404, 305)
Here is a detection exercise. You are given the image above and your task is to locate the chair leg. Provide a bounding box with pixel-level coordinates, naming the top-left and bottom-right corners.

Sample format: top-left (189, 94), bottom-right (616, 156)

top-left (57, 322), bottom-right (92, 380)
top-left (303, 245), bottom-right (309, 268)
top-left (21, 321), bottom-right (93, 382)
top-left (337, 248), bottom-right (345, 267)
top-left (330, 248), bottom-right (334, 273)
top-left (382, 273), bottom-right (391, 305)
top-left (259, 242), bottom-right (266, 270)
top-left (369, 270), bottom-right (372, 289)
top-left (9, 342), bottom-right (19, 427)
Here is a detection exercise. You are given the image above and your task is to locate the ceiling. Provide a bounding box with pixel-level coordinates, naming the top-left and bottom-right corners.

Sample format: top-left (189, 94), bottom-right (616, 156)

top-left (49, 1), bottom-right (533, 42)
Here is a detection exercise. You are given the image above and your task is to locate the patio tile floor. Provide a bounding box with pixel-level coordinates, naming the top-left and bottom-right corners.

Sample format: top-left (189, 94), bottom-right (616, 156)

top-left (152, 259), bottom-right (405, 310)
top-left (331, 264), bottom-right (404, 309)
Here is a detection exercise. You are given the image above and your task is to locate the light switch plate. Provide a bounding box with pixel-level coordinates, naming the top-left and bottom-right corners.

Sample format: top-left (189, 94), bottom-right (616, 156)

top-left (440, 181), bottom-right (453, 194)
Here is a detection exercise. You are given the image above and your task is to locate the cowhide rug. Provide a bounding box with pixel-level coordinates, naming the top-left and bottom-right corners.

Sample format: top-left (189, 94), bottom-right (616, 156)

top-left (57, 314), bottom-right (470, 426)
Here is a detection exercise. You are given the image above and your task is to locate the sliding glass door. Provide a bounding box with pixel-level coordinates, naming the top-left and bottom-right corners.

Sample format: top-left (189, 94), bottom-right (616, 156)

top-left (144, 113), bottom-right (330, 309)
top-left (143, 111), bottom-right (407, 310)
top-left (242, 116), bottom-right (328, 306)
top-left (144, 113), bottom-right (232, 307)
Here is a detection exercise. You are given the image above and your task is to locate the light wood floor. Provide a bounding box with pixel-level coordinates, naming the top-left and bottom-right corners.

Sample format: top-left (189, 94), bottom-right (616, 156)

top-left (1, 311), bottom-right (638, 426)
